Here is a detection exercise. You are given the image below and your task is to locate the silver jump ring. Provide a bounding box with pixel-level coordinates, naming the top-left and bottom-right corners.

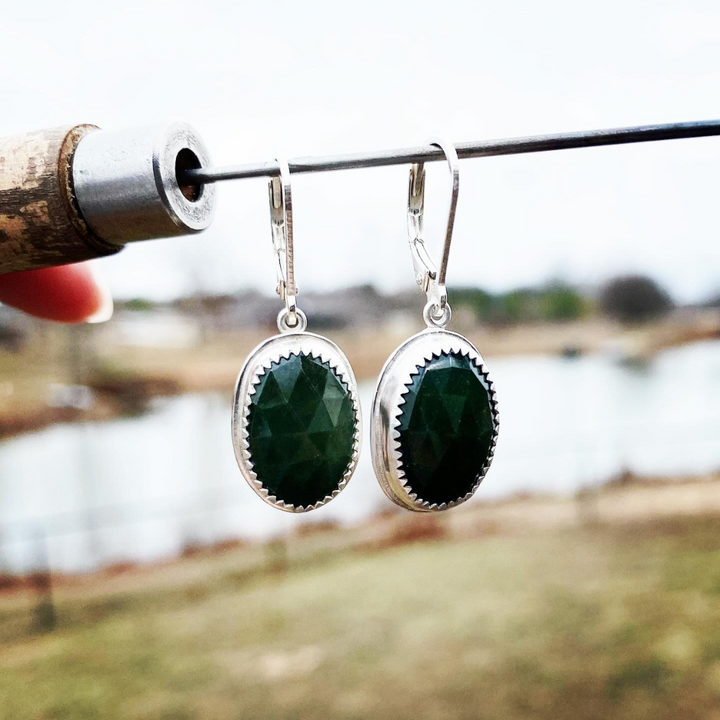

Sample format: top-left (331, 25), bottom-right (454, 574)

top-left (277, 307), bottom-right (308, 333)
top-left (423, 301), bottom-right (452, 329)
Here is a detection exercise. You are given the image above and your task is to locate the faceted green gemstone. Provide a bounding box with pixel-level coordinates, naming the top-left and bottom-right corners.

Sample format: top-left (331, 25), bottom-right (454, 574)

top-left (246, 353), bottom-right (356, 507)
top-left (396, 352), bottom-right (494, 506)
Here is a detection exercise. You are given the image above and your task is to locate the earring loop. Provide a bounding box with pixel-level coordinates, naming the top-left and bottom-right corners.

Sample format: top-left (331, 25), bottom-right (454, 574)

top-left (277, 306), bottom-right (308, 333)
top-left (268, 157), bottom-right (300, 332)
top-left (407, 137), bottom-right (459, 328)
top-left (423, 300), bottom-right (452, 329)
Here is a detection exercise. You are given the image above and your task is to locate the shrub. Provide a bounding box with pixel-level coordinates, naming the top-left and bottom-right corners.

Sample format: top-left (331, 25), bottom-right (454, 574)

top-left (600, 275), bottom-right (673, 324)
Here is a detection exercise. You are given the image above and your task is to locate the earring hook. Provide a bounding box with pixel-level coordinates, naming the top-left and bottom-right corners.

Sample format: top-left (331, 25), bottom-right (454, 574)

top-left (407, 137), bottom-right (459, 328)
top-left (269, 158), bottom-right (306, 333)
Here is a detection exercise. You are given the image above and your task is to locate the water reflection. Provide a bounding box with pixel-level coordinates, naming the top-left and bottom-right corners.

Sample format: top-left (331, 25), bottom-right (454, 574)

top-left (1, 341), bottom-right (719, 573)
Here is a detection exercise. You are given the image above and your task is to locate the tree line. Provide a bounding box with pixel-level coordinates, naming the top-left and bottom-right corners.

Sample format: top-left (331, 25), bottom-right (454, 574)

top-left (452, 275), bottom-right (678, 325)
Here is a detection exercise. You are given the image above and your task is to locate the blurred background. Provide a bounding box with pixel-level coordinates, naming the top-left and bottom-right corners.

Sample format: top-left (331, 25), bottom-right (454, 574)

top-left (2, 1), bottom-right (720, 718)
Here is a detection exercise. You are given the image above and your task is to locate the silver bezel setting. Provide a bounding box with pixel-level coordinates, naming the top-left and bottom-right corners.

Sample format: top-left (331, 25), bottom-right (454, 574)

top-left (232, 331), bottom-right (362, 513)
top-left (371, 328), bottom-right (499, 512)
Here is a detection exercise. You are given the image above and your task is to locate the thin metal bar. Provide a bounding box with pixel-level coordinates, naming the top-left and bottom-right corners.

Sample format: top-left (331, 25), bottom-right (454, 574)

top-left (185, 120), bottom-right (720, 184)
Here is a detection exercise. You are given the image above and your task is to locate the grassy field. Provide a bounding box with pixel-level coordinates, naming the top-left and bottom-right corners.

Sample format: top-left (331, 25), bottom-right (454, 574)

top-left (2, 506), bottom-right (720, 720)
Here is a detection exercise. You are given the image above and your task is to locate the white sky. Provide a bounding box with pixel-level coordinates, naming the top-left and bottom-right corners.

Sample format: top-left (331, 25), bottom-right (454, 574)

top-left (2, 0), bottom-right (720, 302)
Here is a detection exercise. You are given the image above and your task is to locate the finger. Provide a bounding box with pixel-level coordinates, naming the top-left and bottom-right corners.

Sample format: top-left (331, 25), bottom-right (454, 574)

top-left (0, 264), bottom-right (113, 323)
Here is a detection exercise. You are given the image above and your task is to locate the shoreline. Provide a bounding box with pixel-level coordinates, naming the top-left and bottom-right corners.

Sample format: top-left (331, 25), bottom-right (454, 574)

top-left (0, 315), bottom-right (717, 440)
top-left (1, 470), bottom-right (718, 592)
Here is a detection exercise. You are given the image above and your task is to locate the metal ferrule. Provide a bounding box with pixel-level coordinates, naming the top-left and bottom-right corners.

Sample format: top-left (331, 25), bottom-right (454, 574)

top-left (72, 122), bottom-right (216, 245)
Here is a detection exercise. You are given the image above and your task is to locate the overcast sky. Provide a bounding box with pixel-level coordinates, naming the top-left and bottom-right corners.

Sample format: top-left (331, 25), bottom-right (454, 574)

top-left (2, 0), bottom-right (720, 302)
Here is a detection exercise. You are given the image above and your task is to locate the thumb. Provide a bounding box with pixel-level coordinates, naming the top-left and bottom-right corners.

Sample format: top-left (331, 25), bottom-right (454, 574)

top-left (0, 263), bottom-right (113, 323)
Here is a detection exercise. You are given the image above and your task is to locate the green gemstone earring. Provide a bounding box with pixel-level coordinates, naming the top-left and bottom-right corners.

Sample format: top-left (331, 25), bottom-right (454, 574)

top-left (371, 139), bottom-right (499, 512)
top-left (231, 159), bottom-right (361, 512)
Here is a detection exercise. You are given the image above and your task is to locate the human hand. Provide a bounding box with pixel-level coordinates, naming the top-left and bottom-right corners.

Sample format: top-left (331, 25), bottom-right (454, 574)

top-left (0, 264), bottom-right (113, 323)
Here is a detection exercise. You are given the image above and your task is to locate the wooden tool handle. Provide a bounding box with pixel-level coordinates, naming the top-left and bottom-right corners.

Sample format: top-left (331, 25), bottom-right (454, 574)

top-left (0, 125), bottom-right (121, 275)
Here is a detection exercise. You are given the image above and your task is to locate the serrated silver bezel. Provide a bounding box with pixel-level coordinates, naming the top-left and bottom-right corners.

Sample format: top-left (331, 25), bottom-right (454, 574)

top-left (371, 328), bottom-right (499, 512)
top-left (231, 331), bottom-right (362, 513)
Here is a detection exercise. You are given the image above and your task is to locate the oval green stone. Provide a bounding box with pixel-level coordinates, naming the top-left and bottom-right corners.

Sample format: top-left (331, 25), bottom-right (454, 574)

top-left (396, 352), bottom-right (494, 506)
top-left (246, 353), bottom-right (356, 508)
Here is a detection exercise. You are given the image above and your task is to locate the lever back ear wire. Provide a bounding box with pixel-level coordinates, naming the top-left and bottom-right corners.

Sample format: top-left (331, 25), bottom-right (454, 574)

top-left (268, 157), bottom-right (306, 333)
top-left (407, 137), bottom-right (460, 328)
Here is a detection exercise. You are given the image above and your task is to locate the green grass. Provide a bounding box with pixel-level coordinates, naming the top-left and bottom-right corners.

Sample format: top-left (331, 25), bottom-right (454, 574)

top-left (2, 519), bottom-right (720, 719)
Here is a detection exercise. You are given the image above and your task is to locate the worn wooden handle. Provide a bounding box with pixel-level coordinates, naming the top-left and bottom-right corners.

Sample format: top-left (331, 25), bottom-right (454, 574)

top-left (0, 125), bottom-right (121, 275)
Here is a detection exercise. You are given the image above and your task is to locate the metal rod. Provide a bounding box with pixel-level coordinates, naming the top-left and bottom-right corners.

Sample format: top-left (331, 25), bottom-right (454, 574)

top-left (185, 120), bottom-right (720, 184)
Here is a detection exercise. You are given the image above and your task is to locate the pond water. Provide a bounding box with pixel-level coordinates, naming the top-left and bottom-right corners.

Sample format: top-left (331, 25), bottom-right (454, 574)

top-left (1, 340), bottom-right (719, 574)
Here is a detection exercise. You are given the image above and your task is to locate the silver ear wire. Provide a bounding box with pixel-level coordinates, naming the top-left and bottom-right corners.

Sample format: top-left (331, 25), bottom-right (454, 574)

top-left (407, 137), bottom-right (459, 328)
top-left (268, 158), bottom-right (306, 333)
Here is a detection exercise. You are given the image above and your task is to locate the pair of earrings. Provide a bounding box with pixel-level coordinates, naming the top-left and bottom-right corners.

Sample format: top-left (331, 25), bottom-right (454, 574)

top-left (231, 140), bottom-right (499, 513)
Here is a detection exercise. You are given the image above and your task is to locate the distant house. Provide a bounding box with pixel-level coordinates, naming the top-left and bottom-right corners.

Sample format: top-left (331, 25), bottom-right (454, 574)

top-left (0, 305), bottom-right (29, 352)
top-left (105, 286), bottom-right (427, 347)
top-left (293, 286), bottom-right (419, 332)
top-left (181, 286), bottom-right (421, 334)
top-left (104, 308), bottom-right (202, 348)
